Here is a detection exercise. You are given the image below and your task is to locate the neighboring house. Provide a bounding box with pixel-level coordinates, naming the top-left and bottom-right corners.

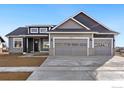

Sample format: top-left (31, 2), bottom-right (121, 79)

top-left (6, 12), bottom-right (118, 56)
top-left (0, 36), bottom-right (5, 53)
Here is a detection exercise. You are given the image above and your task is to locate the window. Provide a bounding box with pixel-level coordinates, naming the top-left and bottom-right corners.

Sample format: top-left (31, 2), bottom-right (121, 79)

top-left (42, 39), bottom-right (49, 51)
top-left (40, 28), bottom-right (47, 33)
top-left (30, 28), bottom-right (38, 33)
top-left (13, 38), bottom-right (23, 48)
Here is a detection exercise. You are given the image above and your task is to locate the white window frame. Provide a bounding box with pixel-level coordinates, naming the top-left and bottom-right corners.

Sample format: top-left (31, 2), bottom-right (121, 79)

top-left (39, 28), bottom-right (47, 33)
top-left (30, 28), bottom-right (38, 33)
top-left (53, 37), bottom-right (89, 56)
top-left (13, 38), bottom-right (23, 48)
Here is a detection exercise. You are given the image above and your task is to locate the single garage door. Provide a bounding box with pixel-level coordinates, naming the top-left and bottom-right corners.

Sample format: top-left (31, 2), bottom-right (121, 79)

top-left (55, 39), bottom-right (88, 56)
top-left (94, 39), bottom-right (112, 56)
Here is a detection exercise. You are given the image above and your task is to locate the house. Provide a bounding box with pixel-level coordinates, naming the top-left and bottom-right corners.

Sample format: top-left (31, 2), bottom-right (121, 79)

top-left (6, 12), bottom-right (118, 56)
top-left (0, 36), bottom-right (5, 53)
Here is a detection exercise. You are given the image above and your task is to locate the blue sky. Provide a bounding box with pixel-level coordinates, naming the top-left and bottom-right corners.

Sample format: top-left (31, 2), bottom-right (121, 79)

top-left (0, 4), bottom-right (123, 47)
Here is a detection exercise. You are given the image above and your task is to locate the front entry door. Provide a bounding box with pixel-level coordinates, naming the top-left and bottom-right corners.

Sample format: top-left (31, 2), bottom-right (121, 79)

top-left (34, 39), bottom-right (39, 52)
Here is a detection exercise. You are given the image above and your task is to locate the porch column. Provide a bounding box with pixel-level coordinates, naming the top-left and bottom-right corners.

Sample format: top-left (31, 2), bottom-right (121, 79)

top-left (33, 38), bottom-right (34, 53)
top-left (26, 38), bottom-right (28, 53)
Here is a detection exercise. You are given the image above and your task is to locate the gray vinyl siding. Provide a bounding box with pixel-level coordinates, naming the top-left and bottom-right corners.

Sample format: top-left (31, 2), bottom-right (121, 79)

top-left (9, 37), bottom-right (23, 53)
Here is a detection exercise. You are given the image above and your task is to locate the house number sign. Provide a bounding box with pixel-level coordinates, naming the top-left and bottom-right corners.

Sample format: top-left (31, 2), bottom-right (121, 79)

top-left (94, 42), bottom-right (110, 47)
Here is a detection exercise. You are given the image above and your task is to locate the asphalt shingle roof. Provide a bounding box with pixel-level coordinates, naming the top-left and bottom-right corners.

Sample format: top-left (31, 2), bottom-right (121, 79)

top-left (6, 27), bottom-right (28, 36)
top-left (73, 12), bottom-right (118, 33)
top-left (6, 27), bottom-right (49, 36)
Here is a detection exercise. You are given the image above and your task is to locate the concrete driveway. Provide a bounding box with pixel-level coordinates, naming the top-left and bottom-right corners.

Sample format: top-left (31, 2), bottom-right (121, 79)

top-left (27, 56), bottom-right (112, 80)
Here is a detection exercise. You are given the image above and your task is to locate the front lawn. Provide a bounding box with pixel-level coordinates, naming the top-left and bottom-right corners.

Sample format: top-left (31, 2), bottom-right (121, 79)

top-left (0, 72), bottom-right (31, 80)
top-left (0, 54), bottom-right (47, 67)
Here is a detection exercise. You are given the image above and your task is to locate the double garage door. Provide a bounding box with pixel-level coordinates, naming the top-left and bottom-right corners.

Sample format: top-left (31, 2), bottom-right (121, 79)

top-left (55, 39), bottom-right (88, 56)
top-left (54, 38), bottom-right (113, 56)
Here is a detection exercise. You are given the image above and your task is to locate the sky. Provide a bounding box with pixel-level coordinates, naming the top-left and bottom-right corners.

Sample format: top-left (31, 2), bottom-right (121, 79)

top-left (0, 4), bottom-right (123, 47)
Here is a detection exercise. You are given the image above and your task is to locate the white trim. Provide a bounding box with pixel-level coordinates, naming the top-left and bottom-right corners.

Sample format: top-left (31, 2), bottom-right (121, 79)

top-left (28, 28), bottom-right (30, 34)
top-left (49, 27), bottom-right (51, 30)
top-left (95, 33), bottom-right (118, 35)
top-left (49, 33), bottom-right (50, 48)
top-left (39, 28), bottom-right (47, 33)
top-left (30, 28), bottom-right (38, 33)
top-left (6, 35), bottom-right (48, 38)
top-left (93, 38), bottom-right (113, 56)
top-left (49, 32), bottom-right (98, 34)
top-left (91, 34), bottom-right (94, 48)
top-left (53, 37), bottom-right (89, 56)
top-left (71, 18), bottom-right (90, 30)
top-left (13, 38), bottom-right (23, 49)
top-left (93, 38), bottom-right (114, 40)
top-left (26, 38), bottom-right (28, 52)
top-left (19, 35), bottom-right (48, 37)
top-left (6, 32), bottom-right (118, 38)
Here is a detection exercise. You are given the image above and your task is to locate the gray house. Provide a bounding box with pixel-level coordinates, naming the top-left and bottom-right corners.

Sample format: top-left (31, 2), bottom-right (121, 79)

top-left (6, 12), bottom-right (118, 56)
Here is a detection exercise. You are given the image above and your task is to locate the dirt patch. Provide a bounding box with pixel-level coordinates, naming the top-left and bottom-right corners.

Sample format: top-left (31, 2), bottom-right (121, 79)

top-left (0, 54), bottom-right (47, 67)
top-left (115, 52), bottom-right (124, 57)
top-left (0, 72), bottom-right (31, 80)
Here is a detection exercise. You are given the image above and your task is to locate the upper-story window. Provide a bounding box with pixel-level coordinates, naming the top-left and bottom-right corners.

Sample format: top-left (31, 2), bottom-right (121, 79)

top-left (30, 28), bottom-right (38, 33)
top-left (39, 28), bottom-right (47, 33)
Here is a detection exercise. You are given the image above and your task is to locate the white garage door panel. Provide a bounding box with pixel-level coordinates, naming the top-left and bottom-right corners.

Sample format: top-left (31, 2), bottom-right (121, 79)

top-left (55, 39), bottom-right (72, 56)
top-left (71, 39), bottom-right (87, 56)
top-left (55, 39), bottom-right (87, 56)
top-left (94, 39), bottom-right (112, 56)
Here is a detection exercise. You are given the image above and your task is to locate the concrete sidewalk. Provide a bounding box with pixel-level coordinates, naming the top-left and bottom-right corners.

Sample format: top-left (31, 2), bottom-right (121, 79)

top-left (96, 56), bottom-right (124, 80)
top-left (0, 67), bottom-right (38, 72)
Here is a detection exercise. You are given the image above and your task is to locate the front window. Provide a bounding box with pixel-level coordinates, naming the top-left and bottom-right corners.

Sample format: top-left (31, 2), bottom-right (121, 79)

top-left (13, 38), bottom-right (23, 48)
top-left (42, 39), bottom-right (49, 51)
top-left (30, 28), bottom-right (38, 33)
top-left (40, 28), bottom-right (47, 33)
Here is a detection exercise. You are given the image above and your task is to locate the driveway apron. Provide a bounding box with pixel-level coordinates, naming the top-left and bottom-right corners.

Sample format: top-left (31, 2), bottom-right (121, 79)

top-left (27, 56), bottom-right (112, 80)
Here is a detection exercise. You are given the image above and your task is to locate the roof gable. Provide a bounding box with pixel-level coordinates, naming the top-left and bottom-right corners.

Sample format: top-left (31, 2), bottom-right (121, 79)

top-left (52, 15), bottom-right (90, 30)
top-left (57, 18), bottom-right (89, 30)
top-left (52, 12), bottom-right (118, 34)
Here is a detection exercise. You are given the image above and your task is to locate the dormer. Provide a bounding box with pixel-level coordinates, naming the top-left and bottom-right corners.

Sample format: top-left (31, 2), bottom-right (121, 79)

top-left (27, 25), bottom-right (55, 34)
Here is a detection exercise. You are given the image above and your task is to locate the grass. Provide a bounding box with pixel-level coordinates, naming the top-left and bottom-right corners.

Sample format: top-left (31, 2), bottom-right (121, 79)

top-left (0, 54), bottom-right (47, 67)
top-left (0, 72), bottom-right (31, 80)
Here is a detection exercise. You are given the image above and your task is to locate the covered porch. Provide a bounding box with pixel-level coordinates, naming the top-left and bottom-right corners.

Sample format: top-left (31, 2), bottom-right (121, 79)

top-left (23, 36), bottom-right (49, 53)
